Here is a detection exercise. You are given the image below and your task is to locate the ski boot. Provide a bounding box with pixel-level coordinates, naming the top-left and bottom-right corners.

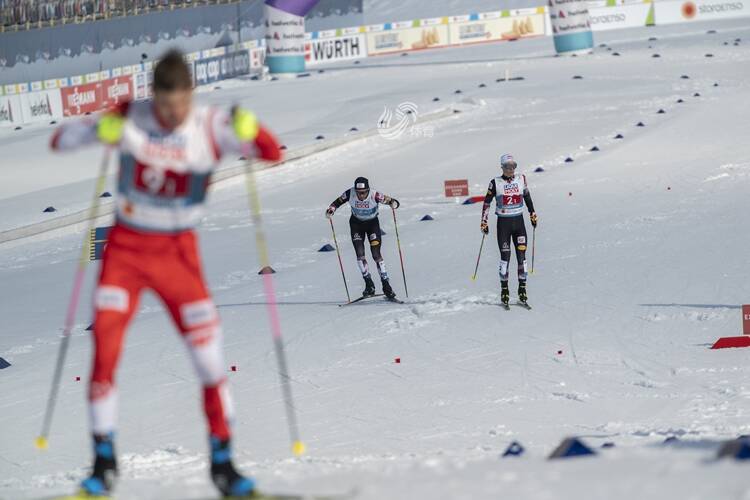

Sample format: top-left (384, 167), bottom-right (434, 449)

top-left (518, 281), bottom-right (528, 304)
top-left (362, 275), bottom-right (376, 297)
top-left (80, 433), bottom-right (118, 498)
top-left (501, 281), bottom-right (510, 307)
top-left (210, 436), bottom-right (256, 498)
top-left (382, 279), bottom-right (397, 300)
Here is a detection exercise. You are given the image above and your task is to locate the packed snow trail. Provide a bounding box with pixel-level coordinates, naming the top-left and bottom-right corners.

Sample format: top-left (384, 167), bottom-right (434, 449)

top-left (2, 19), bottom-right (750, 500)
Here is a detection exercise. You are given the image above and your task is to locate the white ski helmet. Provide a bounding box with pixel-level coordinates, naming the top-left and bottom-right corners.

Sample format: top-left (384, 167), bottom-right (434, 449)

top-left (500, 153), bottom-right (517, 169)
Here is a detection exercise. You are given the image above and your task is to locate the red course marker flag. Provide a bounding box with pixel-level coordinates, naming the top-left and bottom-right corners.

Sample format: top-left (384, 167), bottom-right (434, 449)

top-left (710, 305), bottom-right (750, 349)
top-left (743, 305), bottom-right (750, 335)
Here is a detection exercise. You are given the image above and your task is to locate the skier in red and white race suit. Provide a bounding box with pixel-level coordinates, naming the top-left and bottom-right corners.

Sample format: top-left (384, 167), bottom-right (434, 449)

top-left (50, 50), bottom-right (282, 498)
top-left (481, 154), bottom-right (538, 306)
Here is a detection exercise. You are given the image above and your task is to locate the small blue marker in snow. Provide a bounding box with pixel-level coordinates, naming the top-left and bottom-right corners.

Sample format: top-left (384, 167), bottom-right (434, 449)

top-left (502, 441), bottom-right (525, 457)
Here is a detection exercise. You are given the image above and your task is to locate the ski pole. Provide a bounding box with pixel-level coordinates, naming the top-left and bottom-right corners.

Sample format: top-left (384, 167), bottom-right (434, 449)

top-left (471, 234), bottom-right (486, 281)
top-left (531, 226), bottom-right (536, 274)
top-left (329, 218), bottom-right (351, 303)
top-left (244, 160), bottom-right (305, 457)
top-left (36, 147), bottom-right (112, 451)
top-left (391, 206), bottom-right (408, 298)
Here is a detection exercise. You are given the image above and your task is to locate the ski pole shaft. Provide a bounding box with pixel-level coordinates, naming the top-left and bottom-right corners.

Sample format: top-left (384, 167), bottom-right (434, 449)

top-left (244, 160), bottom-right (305, 457)
top-left (391, 207), bottom-right (408, 298)
top-left (471, 234), bottom-right (486, 281)
top-left (531, 226), bottom-right (536, 274)
top-left (329, 219), bottom-right (350, 303)
top-left (36, 147), bottom-right (112, 450)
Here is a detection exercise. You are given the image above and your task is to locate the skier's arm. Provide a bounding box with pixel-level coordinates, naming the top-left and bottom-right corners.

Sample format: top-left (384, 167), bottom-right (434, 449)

top-left (480, 179), bottom-right (496, 234)
top-left (375, 191), bottom-right (400, 209)
top-left (212, 108), bottom-right (283, 162)
top-left (326, 190), bottom-right (350, 218)
top-left (50, 102), bottom-right (130, 152)
top-left (50, 119), bottom-right (99, 151)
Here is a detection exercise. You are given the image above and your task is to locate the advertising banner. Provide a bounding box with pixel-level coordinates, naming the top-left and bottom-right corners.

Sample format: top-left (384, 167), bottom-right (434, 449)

top-left (366, 22), bottom-right (450, 56)
top-left (133, 71), bottom-right (153, 101)
top-left (444, 179), bottom-right (470, 197)
top-left (194, 50), bottom-right (251, 87)
top-left (250, 47), bottom-right (266, 70)
top-left (448, 13), bottom-right (546, 45)
top-left (0, 95), bottom-right (22, 127)
top-left (305, 33), bottom-right (366, 65)
top-left (19, 90), bottom-right (64, 123)
top-left (264, 0), bottom-right (319, 74)
top-left (588, 1), bottom-right (654, 31)
top-left (61, 82), bottom-right (102, 117)
top-left (101, 76), bottom-right (133, 108)
top-left (549, 0), bottom-right (595, 54)
top-left (654, 0), bottom-right (749, 23)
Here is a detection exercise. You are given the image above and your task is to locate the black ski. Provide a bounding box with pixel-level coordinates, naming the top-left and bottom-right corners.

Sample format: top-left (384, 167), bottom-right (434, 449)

top-left (515, 301), bottom-right (532, 310)
top-left (52, 487), bottom-right (356, 500)
top-left (225, 490), bottom-right (356, 500)
top-left (339, 294), bottom-right (384, 307)
top-left (501, 302), bottom-right (511, 311)
top-left (385, 296), bottom-right (405, 304)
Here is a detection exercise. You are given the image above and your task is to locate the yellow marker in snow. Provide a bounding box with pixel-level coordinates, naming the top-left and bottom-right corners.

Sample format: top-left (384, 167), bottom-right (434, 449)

top-left (292, 440), bottom-right (306, 456)
top-left (35, 435), bottom-right (49, 450)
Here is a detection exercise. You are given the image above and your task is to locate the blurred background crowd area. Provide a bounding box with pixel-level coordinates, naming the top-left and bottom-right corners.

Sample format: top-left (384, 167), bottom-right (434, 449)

top-left (0, 0), bottom-right (242, 29)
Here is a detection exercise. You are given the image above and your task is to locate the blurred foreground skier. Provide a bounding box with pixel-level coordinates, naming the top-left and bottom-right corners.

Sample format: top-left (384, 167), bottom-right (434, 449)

top-left (326, 177), bottom-right (401, 300)
top-left (480, 154), bottom-right (538, 308)
top-left (50, 49), bottom-right (282, 498)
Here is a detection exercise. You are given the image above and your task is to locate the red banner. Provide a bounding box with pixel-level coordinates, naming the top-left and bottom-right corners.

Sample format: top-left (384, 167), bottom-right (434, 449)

top-left (61, 82), bottom-right (102, 117)
top-left (101, 76), bottom-right (133, 108)
top-left (60, 75), bottom-right (133, 117)
top-left (444, 179), bottom-right (469, 197)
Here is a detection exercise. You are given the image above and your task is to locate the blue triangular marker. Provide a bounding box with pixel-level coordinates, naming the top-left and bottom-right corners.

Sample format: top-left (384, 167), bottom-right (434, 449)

top-left (502, 441), bottom-right (525, 457)
top-left (549, 437), bottom-right (596, 459)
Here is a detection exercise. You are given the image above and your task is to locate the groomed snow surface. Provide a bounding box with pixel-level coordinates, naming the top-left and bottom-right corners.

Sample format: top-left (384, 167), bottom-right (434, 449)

top-left (2, 19), bottom-right (750, 500)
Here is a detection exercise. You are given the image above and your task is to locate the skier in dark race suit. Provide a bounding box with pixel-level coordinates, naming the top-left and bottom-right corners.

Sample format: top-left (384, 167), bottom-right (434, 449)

top-left (326, 177), bottom-right (401, 300)
top-left (481, 154), bottom-right (538, 307)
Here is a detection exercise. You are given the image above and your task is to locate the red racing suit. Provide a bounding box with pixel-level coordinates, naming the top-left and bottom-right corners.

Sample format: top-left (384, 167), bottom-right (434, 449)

top-left (51, 100), bottom-right (282, 440)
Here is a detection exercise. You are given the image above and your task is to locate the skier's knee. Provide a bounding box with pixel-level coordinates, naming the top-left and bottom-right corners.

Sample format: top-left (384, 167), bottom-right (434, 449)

top-left (185, 324), bottom-right (225, 385)
top-left (179, 299), bottom-right (218, 332)
top-left (95, 285), bottom-right (129, 313)
top-left (515, 235), bottom-right (528, 252)
top-left (370, 245), bottom-right (382, 262)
